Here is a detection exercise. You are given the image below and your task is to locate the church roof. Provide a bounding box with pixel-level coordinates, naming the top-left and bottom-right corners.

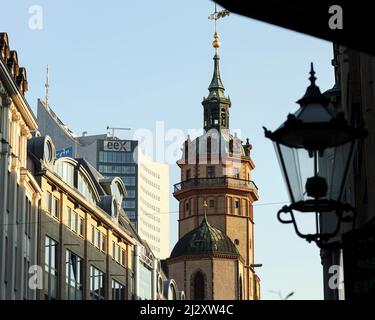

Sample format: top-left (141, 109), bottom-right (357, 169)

top-left (170, 216), bottom-right (240, 259)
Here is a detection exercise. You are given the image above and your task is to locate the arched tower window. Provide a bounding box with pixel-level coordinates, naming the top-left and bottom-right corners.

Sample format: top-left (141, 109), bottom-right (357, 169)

top-left (221, 108), bottom-right (226, 126)
top-left (192, 271), bottom-right (206, 300)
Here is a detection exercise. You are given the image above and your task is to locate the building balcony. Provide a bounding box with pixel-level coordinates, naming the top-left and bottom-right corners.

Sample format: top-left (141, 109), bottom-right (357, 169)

top-left (173, 176), bottom-right (258, 195)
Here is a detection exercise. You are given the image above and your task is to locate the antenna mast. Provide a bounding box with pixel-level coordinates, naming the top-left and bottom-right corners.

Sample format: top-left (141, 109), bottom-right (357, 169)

top-left (45, 64), bottom-right (50, 107)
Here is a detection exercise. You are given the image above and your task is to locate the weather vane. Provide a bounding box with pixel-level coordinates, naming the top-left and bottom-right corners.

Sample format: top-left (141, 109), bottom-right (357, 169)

top-left (208, 3), bottom-right (230, 49)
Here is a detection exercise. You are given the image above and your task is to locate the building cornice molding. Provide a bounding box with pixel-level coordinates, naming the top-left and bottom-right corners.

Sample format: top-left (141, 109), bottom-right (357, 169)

top-left (20, 167), bottom-right (43, 200)
top-left (0, 58), bottom-right (37, 130)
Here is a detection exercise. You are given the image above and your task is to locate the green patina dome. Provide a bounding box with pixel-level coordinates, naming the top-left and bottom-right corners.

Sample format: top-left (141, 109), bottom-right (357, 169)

top-left (170, 217), bottom-right (239, 259)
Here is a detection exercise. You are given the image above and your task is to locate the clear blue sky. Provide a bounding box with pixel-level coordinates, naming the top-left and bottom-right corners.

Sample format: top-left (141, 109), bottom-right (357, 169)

top-left (2, 0), bottom-right (335, 299)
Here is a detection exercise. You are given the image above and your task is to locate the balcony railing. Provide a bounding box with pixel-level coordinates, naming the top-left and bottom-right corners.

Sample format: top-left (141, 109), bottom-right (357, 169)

top-left (174, 177), bottom-right (258, 193)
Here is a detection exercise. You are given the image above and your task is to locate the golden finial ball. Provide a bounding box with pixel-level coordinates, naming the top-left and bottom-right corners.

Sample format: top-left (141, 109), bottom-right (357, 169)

top-left (212, 32), bottom-right (220, 48)
top-left (212, 40), bottom-right (221, 48)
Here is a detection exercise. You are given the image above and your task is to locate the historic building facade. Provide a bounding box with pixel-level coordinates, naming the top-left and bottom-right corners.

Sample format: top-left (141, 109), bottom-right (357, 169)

top-left (166, 32), bottom-right (261, 300)
top-left (0, 32), bottom-right (42, 300)
top-left (1, 32), bottom-right (181, 300)
top-left (28, 134), bottom-right (181, 300)
top-left (37, 101), bottom-right (170, 259)
top-left (320, 45), bottom-right (375, 300)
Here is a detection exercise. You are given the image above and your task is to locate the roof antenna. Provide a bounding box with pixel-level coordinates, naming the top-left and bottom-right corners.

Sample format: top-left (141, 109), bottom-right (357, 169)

top-left (45, 64), bottom-right (50, 108)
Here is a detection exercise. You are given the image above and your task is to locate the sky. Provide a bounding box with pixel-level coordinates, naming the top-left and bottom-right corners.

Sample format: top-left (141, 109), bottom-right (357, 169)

top-left (1, 0), bottom-right (335, 299)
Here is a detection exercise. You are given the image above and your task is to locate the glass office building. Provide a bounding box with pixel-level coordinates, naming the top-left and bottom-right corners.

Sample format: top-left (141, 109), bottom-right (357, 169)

top-left (97, 139), bottom-right (139, 226)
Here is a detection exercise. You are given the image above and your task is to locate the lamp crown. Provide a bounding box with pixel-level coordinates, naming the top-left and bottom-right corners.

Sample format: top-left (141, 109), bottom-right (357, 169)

top-left (309, 62), bottom-right (317, 85)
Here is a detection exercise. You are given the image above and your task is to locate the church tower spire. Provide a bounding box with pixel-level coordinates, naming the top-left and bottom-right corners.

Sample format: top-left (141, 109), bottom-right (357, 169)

top-left (167, 6), bottom-right (260, 300)
top-left (202, 7), bottom-right (231, 132)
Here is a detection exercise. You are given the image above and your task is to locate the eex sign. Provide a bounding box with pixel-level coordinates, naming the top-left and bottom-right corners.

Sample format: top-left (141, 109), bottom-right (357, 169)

top-left (56, 146), bottom-right (73, 159)
top-left (104, 140), bottom-right (131, 152)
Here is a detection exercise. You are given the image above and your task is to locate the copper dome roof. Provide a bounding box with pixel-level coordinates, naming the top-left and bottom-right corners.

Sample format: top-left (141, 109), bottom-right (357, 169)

top-left (170, 217), bottom-right (239, 259)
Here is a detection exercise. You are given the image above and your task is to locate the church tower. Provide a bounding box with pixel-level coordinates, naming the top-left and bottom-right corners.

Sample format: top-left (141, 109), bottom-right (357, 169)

top-left (167, 9), bottom-right (260, 300)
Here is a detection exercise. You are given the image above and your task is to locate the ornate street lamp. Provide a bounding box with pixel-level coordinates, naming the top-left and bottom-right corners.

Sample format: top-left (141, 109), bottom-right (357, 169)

top-left (263, 63), bottom-right (367, 247)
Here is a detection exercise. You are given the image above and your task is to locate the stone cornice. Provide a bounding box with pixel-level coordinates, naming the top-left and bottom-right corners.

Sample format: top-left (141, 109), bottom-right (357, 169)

top-left (0, 58), bottom-right (37, 130)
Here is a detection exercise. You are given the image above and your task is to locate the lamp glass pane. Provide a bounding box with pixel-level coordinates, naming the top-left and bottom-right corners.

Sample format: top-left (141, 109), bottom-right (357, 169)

top-left (320, 140), bottom-right (355, 202)
top-left (274, 143), bottom-right (311, 203)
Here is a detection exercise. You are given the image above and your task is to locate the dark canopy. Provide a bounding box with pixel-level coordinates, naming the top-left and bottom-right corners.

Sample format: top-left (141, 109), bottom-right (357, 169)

top-left (215, 1), bottom-right (373, 56)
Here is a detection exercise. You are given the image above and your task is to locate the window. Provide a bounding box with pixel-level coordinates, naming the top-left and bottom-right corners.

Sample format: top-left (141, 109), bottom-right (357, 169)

top-left (95, 229), bottom-right (101, 248)
top-left (78, 172), bottom-right (96, 203)
top-left (101, 234), bottom-right (106, 252)
top-left (65, 208), bottom-right (71, 228)
top-left (112, 242), bottom-right (125, 266)
top-left (25, 199), bottom-right (32, 237)
top-left (209, 199), bottom-right (215, 208)
top-left (121, 176), bottom-right (136, 186)
top-left (121, 249), bottom-right (126, 266)
top-left (235, 199), bottom-right (240, 208)
top-left (90, 266), bottom-right (105, 300)
top-left (123, 200), bottom-right (135, 209)
top-left (139, 263), bottom-right (152, 300)
top-left (46, 192), bottom-right (52, 212)
top-left (78, 217), bottom-right (84, 237)
top-left (112, 241), bottom-right (116, 260)
top-left (207, 137), bottom-right (212, 154)
top-left (193, 271), bottom-right (205, 300)
top-left (112, 280), bottom-right (126, 300)
top-left (90, 225), bottom-right (95, 243)
top-left (23, 257), bottom-right (30, 299)
top-left (44, 237), bottom-right (58, 300)
top-left (72, 211), bottom-right (77, 233)
top-left (51, 197), bottom-right (59, 219)
top-left (234, 199), bottom-right (240, 215)
top-left (233, 168), bottom-right (240, 179)
top-left (221, 109), bottom-right (226, 126)
top-left (55, 161), bottom-right (74, 186)
top-left (207, 166), bottom-right (215, 178)
top-left (117, 245), bottom-right (121, 264)
top-left (186, 169), bottom-right (191, 180)
top-left (185, 201), bottom-right (189, 213)
top-left (125, 190), bottom-right (136, 198)
top-left (65, 250), bottom-right (83, 300)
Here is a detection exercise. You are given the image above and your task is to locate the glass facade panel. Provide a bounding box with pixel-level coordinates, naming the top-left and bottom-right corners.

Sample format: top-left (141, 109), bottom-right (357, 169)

top-left (112, 280), bottom-right (126, 300)
top-left (65, 250), bottom-right (83, 300)
top-left (65, 207), bottom-right (71, 228)
top-left (52, 197), bottom-right (59, 219)
top-left (139, 263), bottom-right (152, 300)
top-left (44, 236), bottom-right (58, 300)
top-left (90, 266), bottom-right (105, 300)
top-left (72, 211), bottom-right (77, 233)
